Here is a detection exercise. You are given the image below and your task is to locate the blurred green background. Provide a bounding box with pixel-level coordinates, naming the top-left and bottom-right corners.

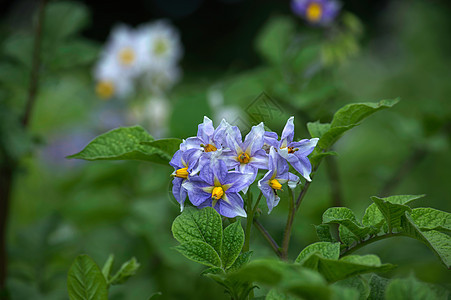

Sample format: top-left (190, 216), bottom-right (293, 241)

top-left (1, 0), bottom-right (450, 299)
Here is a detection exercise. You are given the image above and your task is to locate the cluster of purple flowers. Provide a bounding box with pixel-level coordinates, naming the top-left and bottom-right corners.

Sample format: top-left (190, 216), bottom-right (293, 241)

top-left (170, 117), bottom-right (318, 218)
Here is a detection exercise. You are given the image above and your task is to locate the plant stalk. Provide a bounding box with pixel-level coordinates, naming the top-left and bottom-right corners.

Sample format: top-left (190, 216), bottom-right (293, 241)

top-left (340, 233), bottom-right (405, 257)
top-left (281, 189), bottom-right (295, 260)
top-left (253, 219), bottom-right (282, 258)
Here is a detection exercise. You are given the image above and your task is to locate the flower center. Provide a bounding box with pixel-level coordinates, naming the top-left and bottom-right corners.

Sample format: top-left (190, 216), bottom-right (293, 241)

top-left (118, 47), bottom-right (135, 65)
top-left (211, 186), bottom-right (224, 206)
top-left (175, 167), bottom-right (189, 179)
top-left (154, 38), bottom-right (168, 56)
top-left (203, 144), bottom-right (217, 152)
top-left (269, 179), bottom-right (282, 190)
top-left (288, 147), bottom-right (298, 154)
top-left (237, 152), bottom-right (250, 164)
top-left (306, 2), bottom-right (323, 22)
top-left (95, 81), bottom-right (115, 99)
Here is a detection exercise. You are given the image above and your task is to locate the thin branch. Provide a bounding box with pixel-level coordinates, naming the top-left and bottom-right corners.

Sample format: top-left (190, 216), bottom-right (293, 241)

top-left (253, 219), bottom-right (282, 258)
top-left (340, 233), bottom-right (405, 257)
top-left (22, 0), bottom-right (48, 127)
top-left (281, 189), bottom-right (295, 260)
top-left (1, 0), bottom-right (48, 294)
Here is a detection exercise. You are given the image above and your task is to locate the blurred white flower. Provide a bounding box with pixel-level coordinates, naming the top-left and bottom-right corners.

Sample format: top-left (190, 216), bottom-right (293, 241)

top-left (137, 20), bottom-right (183, 71)
top-left (93, 20), bottom-right (183, 100)
top-left (143, 64), bottom-right (182, 94)
top-left (94, 53), bottom-right (134, 100)
top-left (129, 96), bottom-right (171, 138)
top-left (94, 24), bottom-right (145, 100)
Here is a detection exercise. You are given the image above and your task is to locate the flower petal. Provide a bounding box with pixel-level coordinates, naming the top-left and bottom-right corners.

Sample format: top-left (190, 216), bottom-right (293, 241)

top-left (280, 116), bottom-right (295, 145)
top-left (219, 193), bottom-right (246, 218)
top-left (243, 123), bottom-right (265, 155)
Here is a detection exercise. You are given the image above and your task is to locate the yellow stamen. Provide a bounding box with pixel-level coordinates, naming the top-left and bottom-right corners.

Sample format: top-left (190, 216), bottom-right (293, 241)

top-left (203, 144), bottom-right (217, 152)
top-left (269, 179), bottom-right (282, 190)
top-left (288, 147), bottom-right (299, 154)
top-left (118, 47), bottom-right (135, 65)
top-left (237, 152), bottom-right (250, 164)
top-left (306, 2), bottom-right (323, 22)
top-left (211, 186), bottom-right (224, 207)
top-left (175, 167), bottom-right (189, 179)
top-left (95, 81), bottom-right (115, 99)
top-left (154, 38), bottom-right (168, 56)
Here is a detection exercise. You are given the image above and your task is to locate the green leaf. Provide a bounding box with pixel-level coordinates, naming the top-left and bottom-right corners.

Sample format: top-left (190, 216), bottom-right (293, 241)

top-left (330, 99), bottom-right (399, 128)
top-left (172, 207), bottom-right (223, 256)
top-left (222, 221), bottom-right (245, 269)
top-left (174, 241), bottom-right (222, 268)
top-left (140, 138), bottom-right (182, 159)
top-left (255, 16), bottom-right (296, 65)
top-left (314, 224), bottom-right (335, 243)
top-left (317, 124), bottom-right (357, 150)
top-left (307, 121), bottom-right (331, 138)
top-left (363, 195), bottom-right (425, 234)
top-left (295, 242), bottom-right (340, 264)
top-left (101, 254), bottom-right (114, 281)
top-left (48, 38), bottom-right (99, 69)
top-left (227, 251), bottom-right (253, 273)
top-left (147, 292), bottom-right (162, 300)
top-left (368, 274), bottom-right (389, 300)
top-left (228, 259), bottom-right (330, 300)
top-left (322, 207), bottom-right (371, 240)
top-left (67, 126), bottom-right (175, 164)
top-left (401, 213), bottom-right (451, 268)
top-left (299, 254), bottom-right (395, 283)
top-left (362, 204), bottom-right (385, 235)
top-left (309, 151), bottom-right (338, 166)
top-left (109, 257), bottom-right (140, 285)
top-left (339, 225), bottom-right (359, 246)
top-left (2, 34), bottom-right (34, 67)
top-left (44, 1), bottom-right (90, 40)
top-left (266, 288), bottom-right (297, 300)
top-left (371, 197), bottom-right (412, 233)
top-left (334, 276), bottom-right (370, 300)
top-left (410, 208), bottom-right (451, 232)
top-left (330, 285), bottom-right (360, 300)
top-left (67, 255), bottom-right (108, 300)
top-left (385, 275), bottom-right (436, 300)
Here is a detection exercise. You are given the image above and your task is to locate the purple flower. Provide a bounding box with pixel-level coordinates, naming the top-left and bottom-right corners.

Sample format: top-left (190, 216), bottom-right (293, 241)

top-left (291, 0), bottom-right (341, 26)
top-left (222, 123), bottom-right (269, 182)
top-left (258, 147), bottom-right (299, 213)
top-left (182, 159), bottom-right (253, 218)
top-left (277, 117), bottom-right (318, 181)
top-left (180, 116), bottom-right (230, 174)
top-left (170, 149), bottom-right (200, 211)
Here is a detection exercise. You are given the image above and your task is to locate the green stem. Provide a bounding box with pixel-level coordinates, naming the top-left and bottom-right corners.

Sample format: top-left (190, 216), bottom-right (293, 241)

top-left (281, 189), bottom-right (295, 260)
top-left (340, 233), bottom-right (406, 257)
top-left (253, 219), bottom-right (282, 258)
top-left (243, 192), bottom-right (263, 252)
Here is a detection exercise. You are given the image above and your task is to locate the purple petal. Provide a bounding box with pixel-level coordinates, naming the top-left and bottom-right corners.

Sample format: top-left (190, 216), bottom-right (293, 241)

top-left (243, 123), bottom-right (265, 155)
top-left (293, 153), bottom-right (313, 181)
top-left (169, 150), bottom-right (184, 169)
top-left (183, 180), bottom-right (211, 206)
top-left (219, 193), bottom-right (246, 218)
top-left (280, 116), bottom-right (295, 146)
top-left (258, 176), bottom-right (279, 214)
top-left (248, 149), bottom-right (269, 170)
top-left (172, 177), bottom-right (187, 211)
top-left (197, 116), bottom-right (215, 144)
top-left (289, 138), bottom-right (318, 156)
top-left (181, 137), bottom-right (202, 151)
top-left (223, 171), bottom-right (254, 193)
